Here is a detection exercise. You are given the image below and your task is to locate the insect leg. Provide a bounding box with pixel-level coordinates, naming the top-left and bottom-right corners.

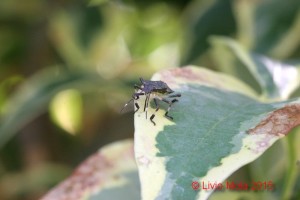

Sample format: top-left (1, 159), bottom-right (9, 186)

top-left (168, 93), bottom-right (181, 98)
top-left (161, 98), bottom-right (179, 120)
top-left (121, 92), bottom-right (144, 113)
top-left (144, 94), bottom-right (150, 119)
top-left (143, 94), bottom-right (148, 111)
top-left (134, 84), bottom-right (142, 91)
top-left (134, 102), bottom-right (140, 113)
top-left (133, 92), bottom-right (144, 100)
top-left (150, 98), bottom-right (159, 126)
top-left (133, 92), bottom-right (144, 112)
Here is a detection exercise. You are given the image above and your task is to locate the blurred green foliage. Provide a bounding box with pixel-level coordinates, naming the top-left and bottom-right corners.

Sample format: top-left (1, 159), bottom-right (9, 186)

top-left (0, 0), bottom-right (300, 199)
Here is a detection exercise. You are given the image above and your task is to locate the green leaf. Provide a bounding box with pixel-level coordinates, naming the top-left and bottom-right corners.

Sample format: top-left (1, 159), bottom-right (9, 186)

top-left (0, 68), bottom-right (108, 148)
top-left (253, 0), bottom-right (300, 56)
top-left (41, 139), bottom-right (139, 200)
top-left (0, 75), bottom-right (23, 114)
top-left (182, 0), bottom-right (236, 64)
top-left (134, 66), bottom-right (300, 200)
top-left (0, 164), bottom-right (70, 199)
top-left (88, 0), bottom-right (110, 6)
top-left (232, 0), bottom-right (300, 59)
top-left (209, 36), bottom-right (300, 100)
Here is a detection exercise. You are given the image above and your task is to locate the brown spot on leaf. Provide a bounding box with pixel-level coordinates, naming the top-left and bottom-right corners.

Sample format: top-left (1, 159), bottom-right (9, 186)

top-left (41, 152), bottom-right (112, 200)
top-left (159, 67), bottom-right (225, 90)
top-left (41, 142), bottom-right (135, 200)
top-left (159, 67), bottom-right (211, 90)
top-left (170, 67), bottom-right (201, 81)
top-left (248, 104), bottom-right (300, 136)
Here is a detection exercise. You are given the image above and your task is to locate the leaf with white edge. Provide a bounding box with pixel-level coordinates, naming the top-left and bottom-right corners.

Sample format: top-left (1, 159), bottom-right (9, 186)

top-left (134, 66), bottom-right (300, 200)
top-left (251, 54), bottom-right (300, 100)
top-left (41, 139), bottom-right (139, 200)
top-left (209, 36), bottom-right (300, 100)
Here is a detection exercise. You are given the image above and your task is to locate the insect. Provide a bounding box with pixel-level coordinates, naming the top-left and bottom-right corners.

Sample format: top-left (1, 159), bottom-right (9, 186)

top-left (121, 78), bottom-right (181, 125)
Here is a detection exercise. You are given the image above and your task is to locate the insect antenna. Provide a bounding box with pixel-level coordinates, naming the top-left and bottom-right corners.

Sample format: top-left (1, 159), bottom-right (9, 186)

top-left (120, 98), bottom-right (134, 113)
top-left (139, 77), bottom-right (144, 84)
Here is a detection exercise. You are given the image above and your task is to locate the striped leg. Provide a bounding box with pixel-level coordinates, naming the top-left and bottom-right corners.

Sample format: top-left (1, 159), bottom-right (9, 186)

top-left (150, 98), bottom-right (159, 126)
top-left (161, 98), bottom-right (178, 120)
top-left (144, 94), bottom-right (150, 119)
top-left (121, 92), bottom-right (144, 113)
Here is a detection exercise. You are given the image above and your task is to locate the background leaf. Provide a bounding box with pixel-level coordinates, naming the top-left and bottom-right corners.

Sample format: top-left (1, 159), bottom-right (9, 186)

top-left (49, 89), bottom-right (83, 135)
top-left (41, 139), bottom-right (139, 200)
top-left (134, 66), bottom-right (300, 200)
top-left (0, 67), bottom-right (114, 148)
top-left (253, 0), bottom-right (300, 57)
top-left (209, 36), bottom-right (300, 100)
top-left (182, 0), bottom-right (236, 64)
top-left (2, 0), bottom-right (300, 199)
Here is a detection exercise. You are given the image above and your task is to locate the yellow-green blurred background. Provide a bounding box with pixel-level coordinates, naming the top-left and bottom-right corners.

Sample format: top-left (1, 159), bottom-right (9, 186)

top-left (1, 0), bottom-right (300, 199)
